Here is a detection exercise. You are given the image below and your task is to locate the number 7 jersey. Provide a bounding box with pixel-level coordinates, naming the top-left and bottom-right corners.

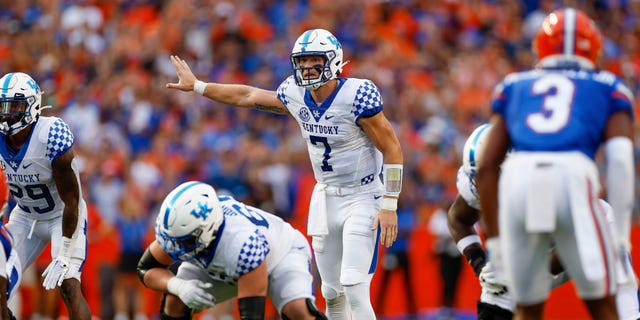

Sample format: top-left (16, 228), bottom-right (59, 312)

top-left (277, 76), bottom-right (384, 187)
top-left (491, 69), bottom-right (634, 158)
top-left (0, 116), bottom-right (83, 220)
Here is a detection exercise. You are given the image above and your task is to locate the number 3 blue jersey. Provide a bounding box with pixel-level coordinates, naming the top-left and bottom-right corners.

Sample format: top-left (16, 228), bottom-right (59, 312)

top-left (491, 69), bottom-right (634, 159)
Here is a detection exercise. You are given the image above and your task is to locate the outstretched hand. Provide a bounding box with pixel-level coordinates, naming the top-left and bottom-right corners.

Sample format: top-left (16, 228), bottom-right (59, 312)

top-left (166, 55), bottom-right (197, 92)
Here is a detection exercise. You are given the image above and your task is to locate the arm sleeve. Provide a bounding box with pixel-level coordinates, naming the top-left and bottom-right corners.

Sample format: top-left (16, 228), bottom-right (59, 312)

top-left (234, 230), bottom-right (270, 276)
top-left (46, 118), bottom-right (74, 162)
top-left (276, 76), bottom-right (294, 107)
top-left (352, 80), bottom-right (383, 121)
top-left (604, 136), bottom-right (634, 248)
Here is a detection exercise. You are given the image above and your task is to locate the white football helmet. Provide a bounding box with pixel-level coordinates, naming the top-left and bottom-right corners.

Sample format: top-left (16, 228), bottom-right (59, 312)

top-left (155, 181), bottom-right (224, 261)
top-left (462, 123), bottom-right (493, 176)
top-left (0, 72), bottom-right (46, 135)
top-left (290, 28), bottom-right (347, 90)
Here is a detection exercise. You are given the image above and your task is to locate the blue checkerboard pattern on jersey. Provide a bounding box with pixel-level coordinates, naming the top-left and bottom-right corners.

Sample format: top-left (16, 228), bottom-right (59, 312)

top-left (352, 80), bottom-right (383, 118)
top-left (276, 76), bottom-right (293, 107)
top-left (46, 119), bottom-right (74, 161)
top-left (235, 229), bottom-right (270, 276)
top-left (361, 174), bottom-right (375, 185)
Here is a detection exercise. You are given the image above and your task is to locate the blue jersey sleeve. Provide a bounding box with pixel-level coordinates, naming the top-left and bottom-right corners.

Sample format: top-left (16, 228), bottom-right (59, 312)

top-left (352, 80), bottom-right (383, 120)
top-left (234, 229), bottom-right (270, 276)
top-left (610, 80), bottom-right (635, 118)
top-left (46, 118), bottom-right (74, 162)
top-left (490, 79), bottom-right (510, 116)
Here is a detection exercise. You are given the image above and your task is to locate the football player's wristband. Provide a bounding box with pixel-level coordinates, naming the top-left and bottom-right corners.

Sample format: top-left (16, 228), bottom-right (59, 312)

top-left (194, 80), bottom-right (207, 96)
top-left (381, 196), bottom-right (398, 211)
top-left (238, 296), bottom-right (266, 320)
top-left (456, 235), bottom-right (482, 254)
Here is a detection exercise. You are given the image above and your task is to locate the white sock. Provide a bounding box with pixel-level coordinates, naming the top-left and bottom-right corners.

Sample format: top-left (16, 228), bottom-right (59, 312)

top-left (344, 283), bottom-right (375, 320)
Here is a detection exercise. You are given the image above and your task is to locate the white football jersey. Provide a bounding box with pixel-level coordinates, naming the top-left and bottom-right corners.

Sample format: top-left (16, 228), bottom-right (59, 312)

top-left (0, 116), bottom-right (84, 220)
top-left (277, 76), bottom-right (383, 187)
top-left (187, 195), bottom-right (296, 285)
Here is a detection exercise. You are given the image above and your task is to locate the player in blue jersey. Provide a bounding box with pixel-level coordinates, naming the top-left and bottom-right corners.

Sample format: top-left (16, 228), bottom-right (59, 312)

top-left (0, 72), bottom-right (91, 319)
top-left (476, 8), bottom-right (635, 319)
top-left (137, 181), bottom-right (326, 320)
top-left (166, 28), bottom-right (403, 319)
top-left (452, 124), bottom-right (640, 320)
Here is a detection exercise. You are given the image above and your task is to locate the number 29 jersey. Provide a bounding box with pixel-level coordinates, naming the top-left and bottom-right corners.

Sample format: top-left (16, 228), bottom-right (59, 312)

top-left (277, 76), bottom-right (384, 187)
top-left (0, 116), bottom-right (84, 220)
top-left (491, 69), bottom-right (634, 159)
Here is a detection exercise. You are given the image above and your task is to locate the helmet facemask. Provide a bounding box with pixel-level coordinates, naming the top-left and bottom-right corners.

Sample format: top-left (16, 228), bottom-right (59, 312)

top-left (157, 227), bottom-right (207, 261)
top-left (291, 52), bottom-right (337, 90)
top-left (290, 29), bottom-right (347, 90)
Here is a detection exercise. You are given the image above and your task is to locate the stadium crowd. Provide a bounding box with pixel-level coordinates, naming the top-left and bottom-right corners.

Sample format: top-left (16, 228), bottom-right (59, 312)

top-left (0, 0), bottom-right (639, 319)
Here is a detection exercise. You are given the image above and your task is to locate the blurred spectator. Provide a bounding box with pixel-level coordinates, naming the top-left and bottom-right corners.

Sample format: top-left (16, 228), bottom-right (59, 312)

top-left (113, 179), bottom-right (150, 320)
top-left (376, 178), bottom-right (419, 319)
top-left (0, 0), bottom-right (638, 317)
top-left (429, 204), bottom-right (463, 320)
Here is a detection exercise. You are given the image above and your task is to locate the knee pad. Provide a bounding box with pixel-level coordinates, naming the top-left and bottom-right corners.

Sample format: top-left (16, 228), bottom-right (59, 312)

top-left (477, 300), bottom-right (514, 320)
top-left (159, 293), bottom-right (192, 320)
top-left (321, 284), bottom-right (341, 300)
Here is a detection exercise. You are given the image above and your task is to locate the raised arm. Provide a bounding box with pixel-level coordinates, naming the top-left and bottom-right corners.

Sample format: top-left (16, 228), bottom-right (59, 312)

top-left (166, 55), bottom-right (289, 114)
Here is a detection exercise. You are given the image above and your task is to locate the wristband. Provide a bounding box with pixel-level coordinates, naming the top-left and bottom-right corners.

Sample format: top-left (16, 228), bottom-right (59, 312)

top-left (456, 235), bottom-right (482, 254)
top-left (238, 296), bottom-right (266, 320)
top-left (59, 236), bottom-right (73, 259)
top-left (383, 164), bottom-right (403, 197)
top-left (194, 80), bottom-right (207, 96)
top-left (381, 197), bottom-right (398, 211)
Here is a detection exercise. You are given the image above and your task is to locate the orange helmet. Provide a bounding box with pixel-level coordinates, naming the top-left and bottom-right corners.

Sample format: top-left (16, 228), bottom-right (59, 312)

top-left (533, 8), bottom-right (602, 67)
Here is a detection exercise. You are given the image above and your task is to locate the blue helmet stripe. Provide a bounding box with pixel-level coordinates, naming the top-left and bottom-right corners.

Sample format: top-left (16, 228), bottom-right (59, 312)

top-left (1, 72), bottom-right (15, 95)
top-left (163, 181), bottom-right (204, 229)
top-left (469, 124), bottom-right (490, 168)
top-left (300, 30), bottom-right (314, 52)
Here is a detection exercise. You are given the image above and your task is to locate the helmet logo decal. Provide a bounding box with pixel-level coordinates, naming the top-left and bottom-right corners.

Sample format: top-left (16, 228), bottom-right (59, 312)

top-left (26, 79), bottom-right (39, 93)
top-left (327, 35), bottom-right (341, 50)
top-left (191, 201), bottom-right (213, 220)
